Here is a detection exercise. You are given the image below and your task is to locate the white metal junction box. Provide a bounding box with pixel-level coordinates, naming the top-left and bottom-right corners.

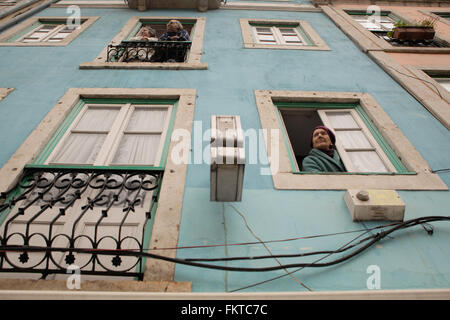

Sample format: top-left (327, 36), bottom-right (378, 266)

top-left (210, 115), bottom-right (245, 202)
top-left (344, 189), bottom-right (405, 221)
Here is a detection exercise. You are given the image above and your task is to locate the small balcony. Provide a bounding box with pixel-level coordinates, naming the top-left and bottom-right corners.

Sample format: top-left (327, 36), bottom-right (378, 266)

top-left (125, 0), bottom-right (222, 12)
top-left (0, 166), bottom-right (164, 280)
top-left (107, 40), bottom-right (192, 63)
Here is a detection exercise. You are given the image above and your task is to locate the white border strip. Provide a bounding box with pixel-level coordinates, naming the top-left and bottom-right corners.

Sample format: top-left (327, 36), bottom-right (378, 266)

top-left (0, 289), bottom-right (449, 300)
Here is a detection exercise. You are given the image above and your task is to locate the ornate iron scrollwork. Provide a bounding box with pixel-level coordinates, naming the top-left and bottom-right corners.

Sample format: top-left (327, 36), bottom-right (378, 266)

top-left (107, 40), bottom-right (192, 63)
top-left (0, 167), bottom-right (163, 280)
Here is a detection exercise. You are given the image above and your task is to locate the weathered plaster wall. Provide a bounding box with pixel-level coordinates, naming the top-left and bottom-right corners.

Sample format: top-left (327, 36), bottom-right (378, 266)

top-left (0, 6), bottom-right (449, 293)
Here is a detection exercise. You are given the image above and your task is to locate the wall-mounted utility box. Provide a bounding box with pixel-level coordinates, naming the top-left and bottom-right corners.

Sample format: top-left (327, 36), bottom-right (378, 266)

top-left (210, 115), bottom-right (245, 202)
top-left (344, 189), bottom-right (405, 221)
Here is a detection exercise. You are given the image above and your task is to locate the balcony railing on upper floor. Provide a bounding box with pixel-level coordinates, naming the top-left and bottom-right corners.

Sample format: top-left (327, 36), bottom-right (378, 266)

top-left (0, 166), bottom-right (164, 280)
top-left (107, 40), bottom-right (192, 63)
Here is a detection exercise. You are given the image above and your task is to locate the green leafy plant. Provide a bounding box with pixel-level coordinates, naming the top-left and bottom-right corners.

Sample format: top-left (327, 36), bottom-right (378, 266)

top-left (387, 18), bottom-right (437, 38)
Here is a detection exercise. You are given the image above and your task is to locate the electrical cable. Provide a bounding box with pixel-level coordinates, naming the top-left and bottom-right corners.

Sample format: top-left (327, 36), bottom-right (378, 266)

top-left (383, 64), bottom-right (447, 100)
top-left (228, 216), bottom-right (447, 292)
top-left (147, 222), bottom-right (401, 251)
top-left (0, 216), bottom-right (448, 273)
top-left (432, 168), bottom-right (450, 173)
top-left (227, 223), bottom-right (377, 292)
top-left (228, 203), bottom-right (312, 291)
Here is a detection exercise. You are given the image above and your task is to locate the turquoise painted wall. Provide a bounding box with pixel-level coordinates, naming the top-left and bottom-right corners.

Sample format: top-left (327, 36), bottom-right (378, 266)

top-left (0, 7), bottom-right (449, 292)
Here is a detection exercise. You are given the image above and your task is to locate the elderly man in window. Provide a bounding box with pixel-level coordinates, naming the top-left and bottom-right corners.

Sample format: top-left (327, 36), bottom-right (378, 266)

top-left (302, 125), bottom-right (346, 173)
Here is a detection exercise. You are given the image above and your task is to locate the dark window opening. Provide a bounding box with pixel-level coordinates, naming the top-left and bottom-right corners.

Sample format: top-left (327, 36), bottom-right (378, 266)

top-left (279, 109), bottom-right (323, 171)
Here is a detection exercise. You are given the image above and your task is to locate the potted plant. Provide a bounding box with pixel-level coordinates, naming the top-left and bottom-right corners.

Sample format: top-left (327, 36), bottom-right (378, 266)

top-left (387, 18), bottom-right (437, 41)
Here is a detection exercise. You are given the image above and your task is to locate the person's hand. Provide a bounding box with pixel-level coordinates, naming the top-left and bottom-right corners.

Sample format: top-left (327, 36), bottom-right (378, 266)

top-left (170, 35), bottom-right (180, 40)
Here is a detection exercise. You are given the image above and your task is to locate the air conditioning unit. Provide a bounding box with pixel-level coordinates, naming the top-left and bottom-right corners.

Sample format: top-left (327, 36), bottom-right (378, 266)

top-left (210, 115), bottom-right (245, 202)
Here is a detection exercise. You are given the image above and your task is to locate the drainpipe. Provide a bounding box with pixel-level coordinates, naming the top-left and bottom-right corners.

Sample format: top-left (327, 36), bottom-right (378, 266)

top-left (0, 0), bottom-right (60, 33)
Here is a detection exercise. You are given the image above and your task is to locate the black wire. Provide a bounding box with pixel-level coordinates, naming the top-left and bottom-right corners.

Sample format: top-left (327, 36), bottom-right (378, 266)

top-left (228, 223), bottom-right (377, 292)
top-left (185, 232), bottom-right (375, 262)
top-left (432, 168), bottom-right (450, 173)
top-left (1, 216), bottom-right (447, 273)
top-left (227, 216), bottom-right (449, 292)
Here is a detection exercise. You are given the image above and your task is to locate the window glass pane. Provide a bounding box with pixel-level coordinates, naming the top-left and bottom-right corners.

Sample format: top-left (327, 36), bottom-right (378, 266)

top-left (381, 21), bottom-right (395, 30)
top-left (74, 107), bottom-right (120, 132)
top-left (326, 112), bottom-right (359, 129)
top-left (347, 151), bottom-right (388, 172)
top-left (255, 27), bottom-right (272, 34)
top-left (279, 28), bottom-right (297, 35)
top-left (22, 31), bottom-right (48, 42)
top-left (126, 108), bottom-right (167, 132)
top-left (258, 34), bottom-right (276, 42)
top-left (52, 133), bottom-right (106, 164)
top-left (436, 79), bottom-right (450, 92)
top-left (283, 35), bottom-right (302, 43)
top-left (50, 32), bottom-right (71, 40)
top-left (112, 134), bottom-right (161, 165)
top-left (39, 25), bottom-right (58, 31)
top-left (335, 130), bottom-right (372, 149)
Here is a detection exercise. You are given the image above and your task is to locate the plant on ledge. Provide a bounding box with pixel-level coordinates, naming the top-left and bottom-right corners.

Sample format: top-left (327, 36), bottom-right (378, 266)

top-left (387, 18), bottom-right (437, 41)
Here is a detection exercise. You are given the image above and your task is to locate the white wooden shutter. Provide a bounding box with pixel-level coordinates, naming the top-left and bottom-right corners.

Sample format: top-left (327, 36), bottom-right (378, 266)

top-left (48, 105), bottom-right (122, 165)
top-left (253, 26), bottom-right (305, 45)
top-left (354, 15), bottom-right (395, 32)
top-left (20, 24), bottom-right (77, 43)
top-left (277, 27), bottom-right (304, 45)
top-left (109, 105), bottom-right (171, 166)
top-left (318, 109), bottom-right (396, 173)
top-left (254, 27), bottom-right (277, 44)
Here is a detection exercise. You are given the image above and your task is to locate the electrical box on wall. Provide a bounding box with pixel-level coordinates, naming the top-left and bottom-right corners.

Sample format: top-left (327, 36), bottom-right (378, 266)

top-left (210, 115), bottom-right (245, 202)
top-left (344, 189), bottom-right (405, 221)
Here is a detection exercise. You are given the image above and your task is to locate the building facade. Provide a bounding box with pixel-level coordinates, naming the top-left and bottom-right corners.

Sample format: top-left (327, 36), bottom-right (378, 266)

top-left (0, 0), bottom-right (449, 298)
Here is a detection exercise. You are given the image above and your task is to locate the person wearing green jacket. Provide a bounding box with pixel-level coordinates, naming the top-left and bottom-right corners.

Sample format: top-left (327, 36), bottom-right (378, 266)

top-left (302, 125), bottom-right (346, 173)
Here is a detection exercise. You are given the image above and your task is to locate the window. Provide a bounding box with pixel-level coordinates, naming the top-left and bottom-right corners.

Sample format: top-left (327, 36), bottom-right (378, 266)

top-left (16, 23), bottom-right (77, 43)
top-left (343, 10), bottom-right (448, 48)
top-left (38, 100), bottom-right (173, 167)
top-left (0, 17), bottom-right (98, 46)
top-left (278, 103), bottom-right (405, 173)
top-left (434, 78), bottom-right (450, 92)
top-left (253, 25), bottom-right (308, 46)
top-left (240, 19), bottom-right (330, 51)
top-left (350, 11), bottom-right (396, 33)
top-left (254, 90), bottom-right (447, 190)
top-left (433, 12), bottom-right (450, 21)
top-left (80, 17), bottom-right (207, 70)
top-left (0, 88), bottom-right (196, 283)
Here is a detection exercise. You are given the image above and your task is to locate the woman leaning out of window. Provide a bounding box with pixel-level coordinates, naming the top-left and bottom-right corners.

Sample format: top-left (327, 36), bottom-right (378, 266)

top-left (302, 125), bottom-right (346, 173)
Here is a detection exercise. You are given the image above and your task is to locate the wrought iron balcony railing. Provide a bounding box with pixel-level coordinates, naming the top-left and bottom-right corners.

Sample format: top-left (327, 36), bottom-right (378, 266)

top-left (0, 166), bottom-right (164, 280)
top-left (107, 40), bottom-right (192, 63)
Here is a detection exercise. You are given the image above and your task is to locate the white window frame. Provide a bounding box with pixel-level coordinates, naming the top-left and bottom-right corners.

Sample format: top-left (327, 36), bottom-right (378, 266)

top-left (18, 23), bottom-right (78, 43)
top-left (0, 88), bottom-right (196, 287)
top-left (240, 19), bottom-right (330, 51)
top-left (80, 16), bottom-right (207, 70)
top-left (317, 109), bottom-right (396, 173)
top-left (254, 90), bottom-right (447, 190)
top-left (46, 103), bottom-right (172, 167)
top-left (353, 14), bottom-right (396, 32)
top-left (434, 78), bottom-right (450, 92)
top-left (0, 16), bottom-right (98, 47)
top-left (252, 25), bottom-right (306, 46)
